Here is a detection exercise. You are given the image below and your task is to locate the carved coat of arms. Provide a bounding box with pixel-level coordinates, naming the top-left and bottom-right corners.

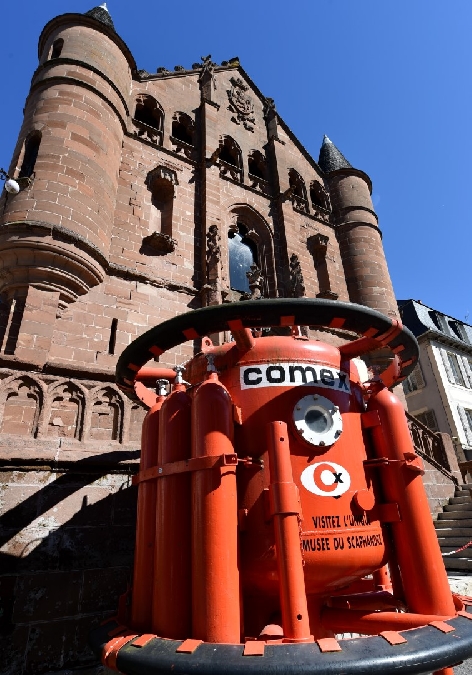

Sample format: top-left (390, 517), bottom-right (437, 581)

top-left (227, 77), bottom-right (255, 132)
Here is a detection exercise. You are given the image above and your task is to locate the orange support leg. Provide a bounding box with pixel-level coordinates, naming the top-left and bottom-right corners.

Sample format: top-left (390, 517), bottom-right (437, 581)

top-left (267, 421), bottom-right (312, 642)
top-left (367, 386), bottom-right (455, 617)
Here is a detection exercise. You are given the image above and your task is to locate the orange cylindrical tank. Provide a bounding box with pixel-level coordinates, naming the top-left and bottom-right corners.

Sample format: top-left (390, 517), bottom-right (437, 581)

top-left (152, 380), bottom-right (192, 638)
top-left (130, 382), bottom-right (167, 631)
top-left (367, 385), bottom-right (455, 616)
top-left (191, 371), bottom-right (240, 643)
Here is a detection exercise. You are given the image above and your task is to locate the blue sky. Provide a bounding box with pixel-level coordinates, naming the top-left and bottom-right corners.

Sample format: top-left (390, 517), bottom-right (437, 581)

top-left (1, 1), bottom-right (470, 321)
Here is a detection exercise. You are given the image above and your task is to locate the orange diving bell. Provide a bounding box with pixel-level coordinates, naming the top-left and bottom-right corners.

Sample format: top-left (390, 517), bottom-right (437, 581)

top-left (90, 298), bottom-right (472, 675)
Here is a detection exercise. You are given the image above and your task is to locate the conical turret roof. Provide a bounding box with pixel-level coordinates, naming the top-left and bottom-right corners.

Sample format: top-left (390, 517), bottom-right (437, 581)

top-left (318, 135), bottom-right (352, 173)
top-left (84, 3), bottom-right (115, 31)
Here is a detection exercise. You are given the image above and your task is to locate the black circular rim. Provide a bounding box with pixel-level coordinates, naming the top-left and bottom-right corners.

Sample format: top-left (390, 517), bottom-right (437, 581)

top-left (116, 299), bottom-right (418, 392)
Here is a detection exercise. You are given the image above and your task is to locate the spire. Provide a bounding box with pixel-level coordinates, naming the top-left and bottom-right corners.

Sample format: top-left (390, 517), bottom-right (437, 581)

top-left (318, 135), bottom-right (352, 173)
top-left (84, 3), bottom-right (115, 31)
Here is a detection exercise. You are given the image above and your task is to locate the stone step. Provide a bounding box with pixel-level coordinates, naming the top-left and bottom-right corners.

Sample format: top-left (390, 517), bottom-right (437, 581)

top-left (449, 496), bottom-right (472, 504)
top-left (456, 486), bottom-right (472, 494)
top-left (438, 536), bottom-right (472, 551)
top-left (443, 503), bottom-right (472, 512)
top-left (441, 546), bottom-right (472, 560)
top-left (437, 511), bottom-right (472, 520)
top-left (444, 558), bottom-right (472, 570)
top-left (434, 523), bottom-right (472, 535)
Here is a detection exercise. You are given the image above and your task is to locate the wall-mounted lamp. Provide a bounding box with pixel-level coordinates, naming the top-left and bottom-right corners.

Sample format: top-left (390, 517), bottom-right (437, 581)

top-left (0, 168), bottom-right (32, 195)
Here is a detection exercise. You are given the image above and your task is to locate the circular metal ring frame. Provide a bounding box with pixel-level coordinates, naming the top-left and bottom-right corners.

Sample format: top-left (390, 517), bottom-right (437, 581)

top-left (116, 298), bottom-right (418, 394)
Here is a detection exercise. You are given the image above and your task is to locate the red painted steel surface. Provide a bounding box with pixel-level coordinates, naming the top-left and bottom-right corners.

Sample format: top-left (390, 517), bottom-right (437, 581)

top-left (367, 386), bottom-right (456, 617)
top-left (118, 319), bottom-right (459, 672)
top-left (130, 394), bottom-right (165, 630)
top-left (152, 382), bottom-right (192, 638)
top-left (191, 372), bottom-right (240, 643)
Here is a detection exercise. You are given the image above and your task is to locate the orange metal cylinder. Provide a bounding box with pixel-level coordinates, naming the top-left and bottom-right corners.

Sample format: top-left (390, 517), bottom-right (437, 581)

top-left (152, 383), bottom-right (192, 638)
top-left (191, 372), bottom-right (240, 643)
top-left (367, 386), bottom-right (455, 616)
top-left (130, 393), bottom-right (165, 631)
top-left (267, 421), bottom-right (312, 642)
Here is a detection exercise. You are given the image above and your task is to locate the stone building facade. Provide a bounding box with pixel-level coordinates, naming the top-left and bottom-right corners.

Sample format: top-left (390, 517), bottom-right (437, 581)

top-left (0, 5), bottom-right (407, 674)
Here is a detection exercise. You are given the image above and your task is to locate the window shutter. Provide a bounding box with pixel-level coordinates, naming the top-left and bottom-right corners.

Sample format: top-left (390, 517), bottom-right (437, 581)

top-left (458, 405), bottom-right (472, 445)
top-left (440, 349), bottom-right (455, 384)
top-left (416, 410), bottom-right (438, 432)
top-left (462, 356), bottom-right (472, 388)
top-left (412, 364), bottom-right (425, 389)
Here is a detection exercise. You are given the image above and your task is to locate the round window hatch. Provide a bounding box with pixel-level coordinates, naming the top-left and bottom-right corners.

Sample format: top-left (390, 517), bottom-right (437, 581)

top-left (293, 393), bottom-right (343, 447)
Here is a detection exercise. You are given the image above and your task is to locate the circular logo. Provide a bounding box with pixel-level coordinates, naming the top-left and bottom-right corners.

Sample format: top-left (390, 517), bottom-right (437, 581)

top-left (300, 461), bottom-right (350, 497)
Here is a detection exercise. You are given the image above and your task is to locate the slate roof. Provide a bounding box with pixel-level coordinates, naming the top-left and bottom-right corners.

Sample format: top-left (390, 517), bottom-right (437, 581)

top-left (84, 3), bottom-right (115, 31)
top-left (318, 135), bottom-right (353, 173)
top-left (398, 299), bottom-right (472, 346)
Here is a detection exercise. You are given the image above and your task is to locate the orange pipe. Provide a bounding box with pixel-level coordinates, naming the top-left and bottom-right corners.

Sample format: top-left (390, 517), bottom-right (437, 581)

top-left (321, 607), bottom-right (454, 634)
top-left (130, 389), bottom-right (166, 631)
top-left (367, 386), bottom-right (455, 617)
top-left (267, 421), bottom-right (312, 642)
top-left (135, 367), bottom-right (177, 382)
top-left (191, 372), bottom-right (240, 643)
top-left (231, 327), bottom-right (256, 353)
top-left (152, 381), bottom-right (192, 639)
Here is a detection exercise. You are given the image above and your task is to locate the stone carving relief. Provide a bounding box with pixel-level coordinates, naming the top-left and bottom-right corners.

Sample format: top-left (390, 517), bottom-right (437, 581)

top-left (199, 55), bottom-right (217, 102)
top-left (0, 373), bottom-right (146, 445)
top-left (243, 264), bottom-right (263, 300)
top-left (289, 254), bottom-right (306, 298)
top-left (227, 77), bottom-right (255, 131)
top-left (204, 224), bottom-right (222, 305)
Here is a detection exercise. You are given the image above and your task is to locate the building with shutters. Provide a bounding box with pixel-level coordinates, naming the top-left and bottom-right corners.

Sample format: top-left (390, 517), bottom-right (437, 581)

top-left (399, 299), bottom-right (472, 463)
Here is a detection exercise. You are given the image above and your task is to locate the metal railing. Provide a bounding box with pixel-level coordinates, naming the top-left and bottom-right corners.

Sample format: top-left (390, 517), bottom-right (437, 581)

top-left (405, 411), bottom-right (458, 485)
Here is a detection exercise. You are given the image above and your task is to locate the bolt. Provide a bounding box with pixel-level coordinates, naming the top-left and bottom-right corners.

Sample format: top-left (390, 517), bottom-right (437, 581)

top-left (319, 441), bottom-right (326, 446)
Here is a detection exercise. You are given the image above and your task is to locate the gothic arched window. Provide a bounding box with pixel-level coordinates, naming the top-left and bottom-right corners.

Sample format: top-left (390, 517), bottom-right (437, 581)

top-left (228, 224), bottom-right (258, 293)
top-left (218, 136), bottom-right (243, 182)
top-left (289, 169), bottom-right (309, 213)
top-left (310, 180), bottom-right (330, 210)
top-left (133, 95), bottom-right (164, 145)
top-left (171, 112), bottom-right (194, 145)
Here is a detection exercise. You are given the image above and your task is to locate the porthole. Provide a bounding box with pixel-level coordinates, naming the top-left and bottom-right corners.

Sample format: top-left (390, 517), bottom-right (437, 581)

top-left (292, 393), bottom-right (343, 447)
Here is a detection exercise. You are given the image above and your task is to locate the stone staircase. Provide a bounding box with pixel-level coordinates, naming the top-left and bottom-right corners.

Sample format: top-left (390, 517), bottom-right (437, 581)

top-left (435, 484), bottom-right (472, 571)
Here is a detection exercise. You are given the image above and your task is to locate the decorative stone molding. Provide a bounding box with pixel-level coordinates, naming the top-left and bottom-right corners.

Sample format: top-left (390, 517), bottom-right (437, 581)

top-left (142, 231), bottom-right (177, 254)
top-left (307, 234), bottom-right (338, 300)
top-left (0, 371), bottom-right (145, 446)
top-left (146, 166), bottom-right (179, 190)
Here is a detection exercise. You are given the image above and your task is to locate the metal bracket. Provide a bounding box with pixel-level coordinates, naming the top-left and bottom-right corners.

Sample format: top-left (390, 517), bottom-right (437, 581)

top-left (132, 453), bottom-right (238, 485)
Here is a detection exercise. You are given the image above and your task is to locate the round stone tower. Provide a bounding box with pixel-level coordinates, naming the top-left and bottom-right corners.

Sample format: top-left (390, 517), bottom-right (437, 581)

top-left (319, 136), bottom-right (399, 319)
top-left (0, 4), bottom-right (136, 309)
